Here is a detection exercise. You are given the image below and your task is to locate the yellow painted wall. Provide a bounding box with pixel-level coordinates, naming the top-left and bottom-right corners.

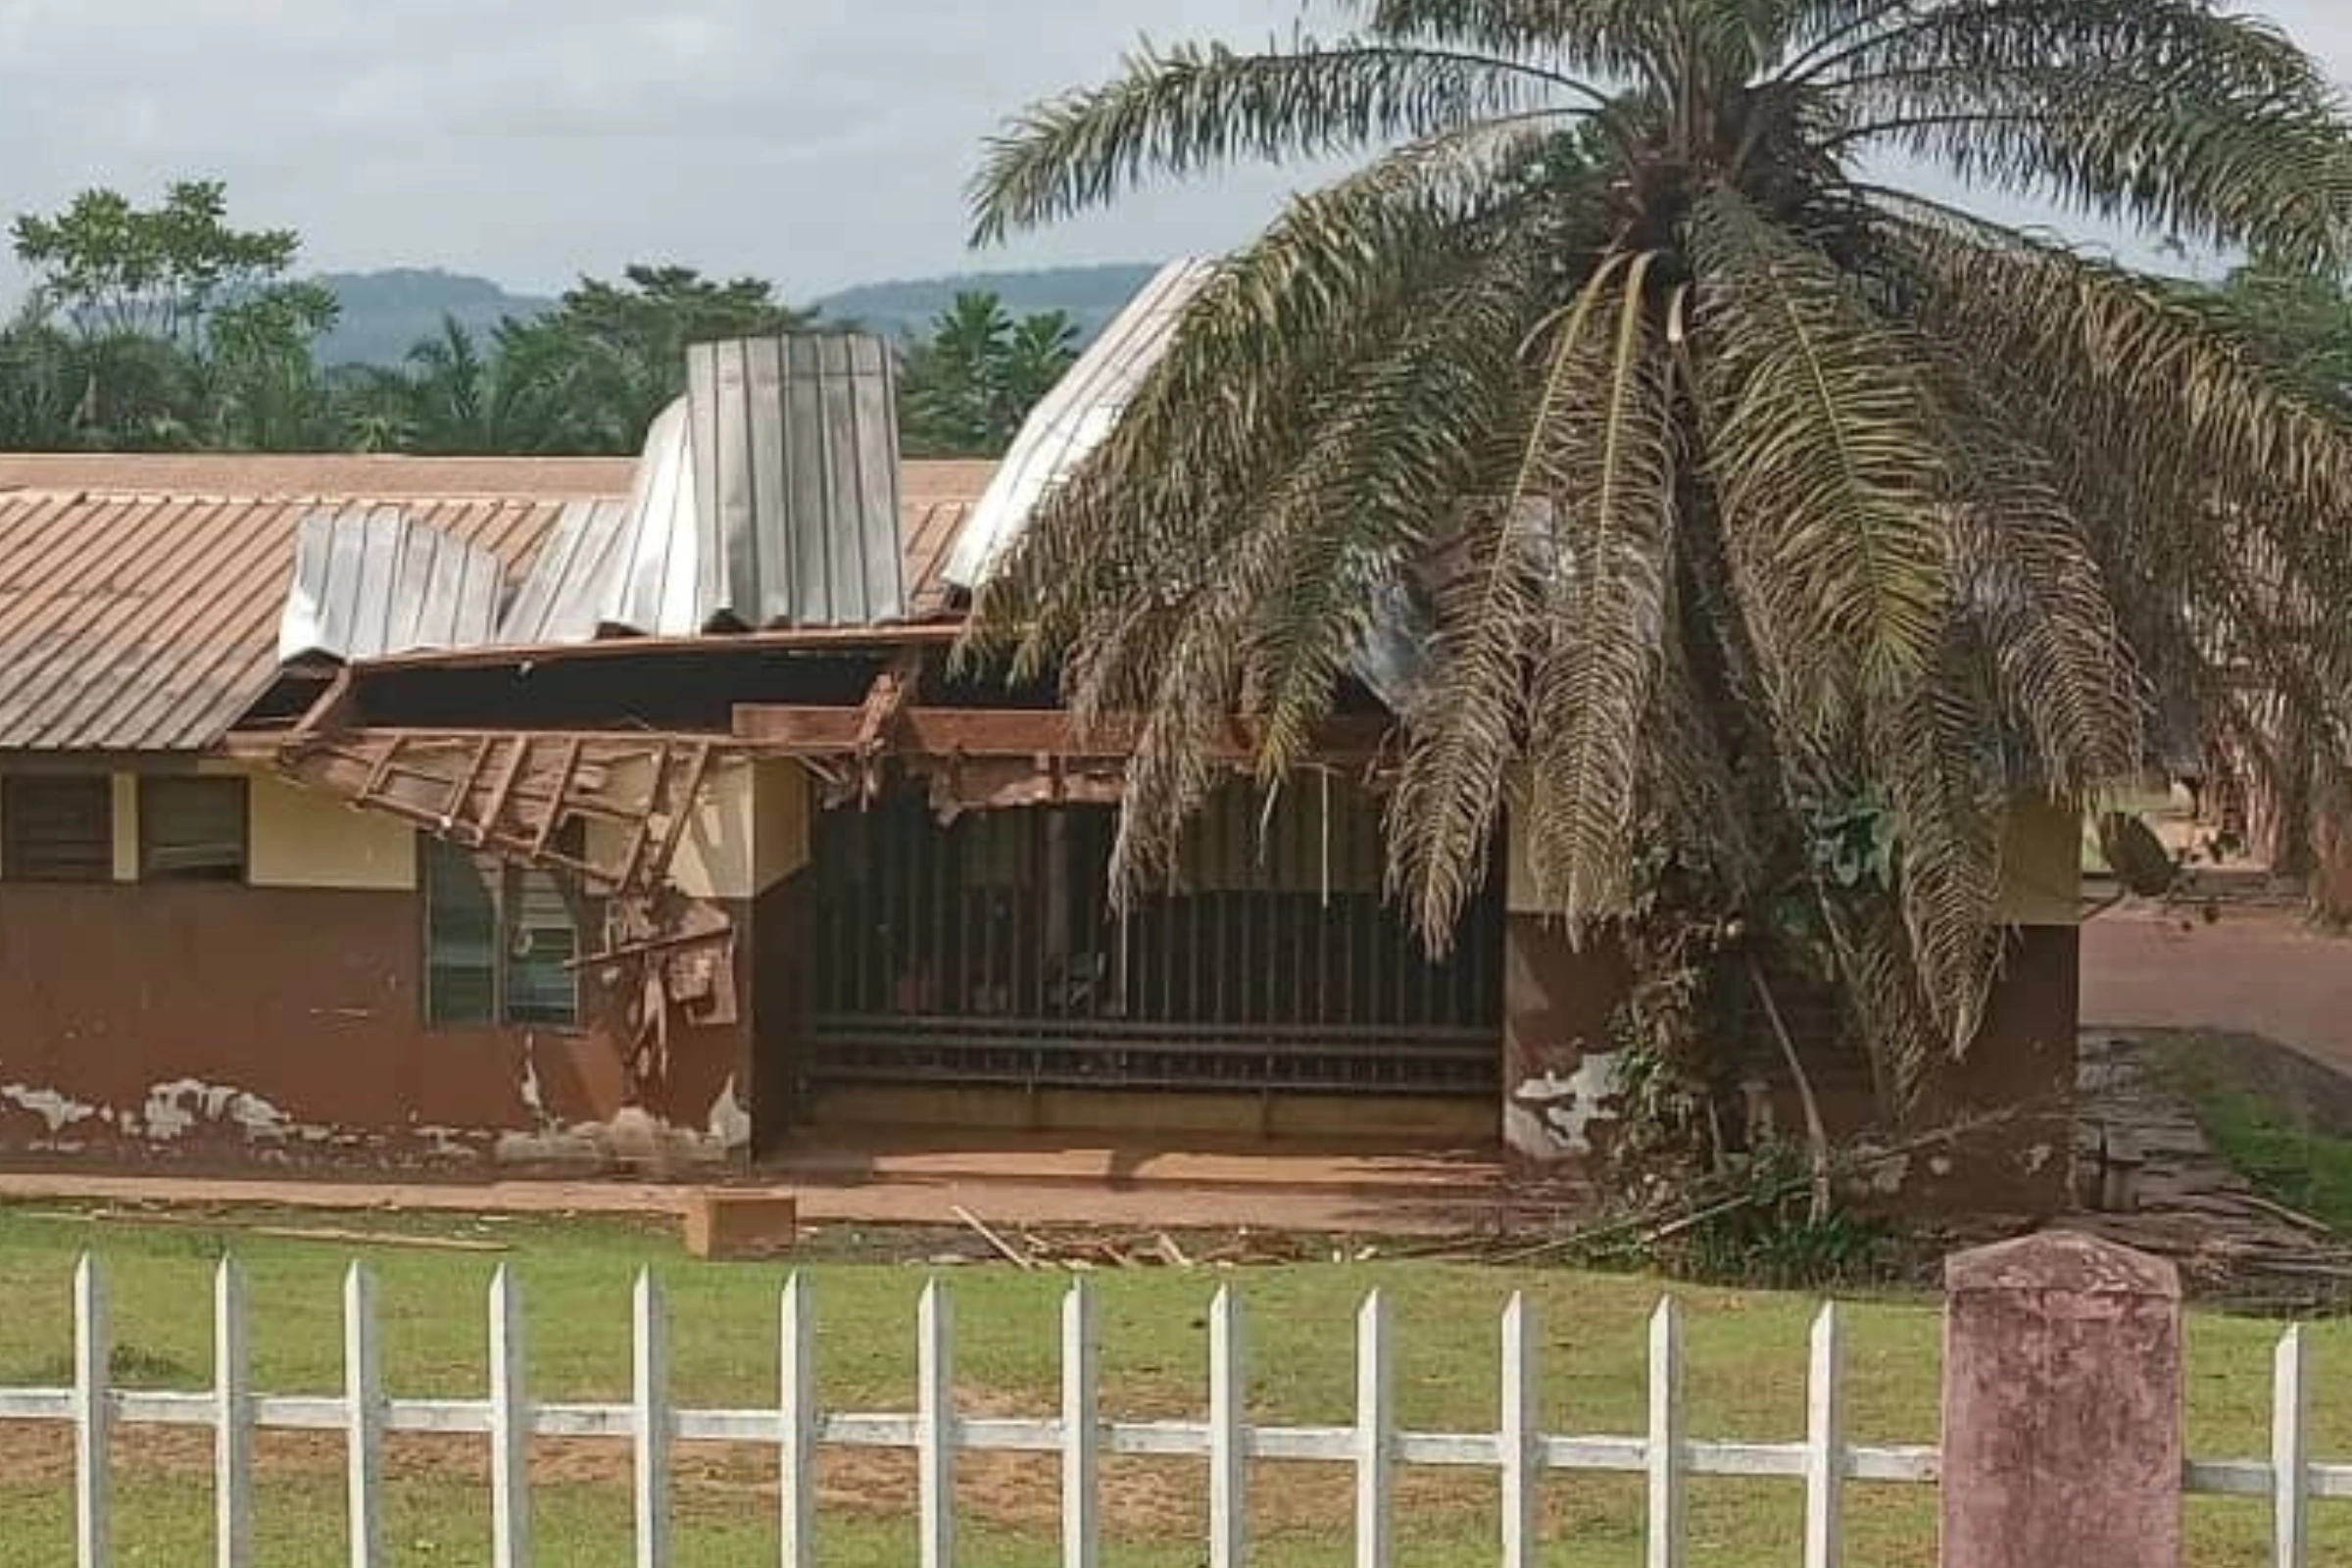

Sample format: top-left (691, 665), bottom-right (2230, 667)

top-left (247, 770), bottom-right (417, 891)
top-left (584, 758), bottom-right (809, 901)
top-left (1995, 795), bottom-right (2082, 927)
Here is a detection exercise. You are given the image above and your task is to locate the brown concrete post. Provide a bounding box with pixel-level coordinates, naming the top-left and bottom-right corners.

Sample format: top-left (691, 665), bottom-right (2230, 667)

top-left (1940, 1231), bottom-right (2182, 1568)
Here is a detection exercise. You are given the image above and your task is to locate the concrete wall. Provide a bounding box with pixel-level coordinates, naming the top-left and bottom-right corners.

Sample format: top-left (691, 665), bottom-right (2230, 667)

top-left (0, 760), bottom-right (760, 1171)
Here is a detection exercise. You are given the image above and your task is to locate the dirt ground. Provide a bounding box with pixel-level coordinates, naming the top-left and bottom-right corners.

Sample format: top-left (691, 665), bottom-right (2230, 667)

top-left (2082, 906), bottom-right (2352, 1078)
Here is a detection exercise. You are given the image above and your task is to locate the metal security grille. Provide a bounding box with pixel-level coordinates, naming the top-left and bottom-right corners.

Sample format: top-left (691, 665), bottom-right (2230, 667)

top-left (804, 784), bottom-right (1501, 1097)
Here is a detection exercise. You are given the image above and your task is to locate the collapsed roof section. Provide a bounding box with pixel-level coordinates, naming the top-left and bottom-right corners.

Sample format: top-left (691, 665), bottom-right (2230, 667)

top-left (504, 335), bottom-right (908, 642)
top-left (273, 332), bottom-right (911, 663)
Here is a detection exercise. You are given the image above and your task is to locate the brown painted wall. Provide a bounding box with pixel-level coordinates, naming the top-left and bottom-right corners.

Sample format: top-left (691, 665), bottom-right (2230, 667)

top-left (0, 882), bottom-right (750, 1169)
top-left (1501, 916), bottom-right (2079, 1215)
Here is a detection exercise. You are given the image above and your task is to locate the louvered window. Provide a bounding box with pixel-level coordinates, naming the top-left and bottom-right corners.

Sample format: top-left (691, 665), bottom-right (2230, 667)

top-left (139, 778), bottom-right (248, 882)
top-left (423, 838), bottom-right (588, 1028)
top-left (2, 776), bottom-right (113, 883)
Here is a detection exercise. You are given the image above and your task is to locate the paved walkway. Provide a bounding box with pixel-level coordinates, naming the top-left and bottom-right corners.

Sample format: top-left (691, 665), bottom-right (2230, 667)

top-left (2082, 906), bottom-right (2352, 1074)
top-left (0, 1142), bottom-right (1514, 1237)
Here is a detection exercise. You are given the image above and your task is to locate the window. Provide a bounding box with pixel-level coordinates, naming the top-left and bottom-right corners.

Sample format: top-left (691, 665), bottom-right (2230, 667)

top-left (423, 838), bottom-right (588, 1028)
top-left (139, 777), bottom-right (248, 882)
top-left (2, 775), bottom-right (113, 882)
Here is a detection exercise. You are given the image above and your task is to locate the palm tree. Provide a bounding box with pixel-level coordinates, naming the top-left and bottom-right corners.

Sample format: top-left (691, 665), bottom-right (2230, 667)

top-left (959, 2), bottom-right (2352, 1101)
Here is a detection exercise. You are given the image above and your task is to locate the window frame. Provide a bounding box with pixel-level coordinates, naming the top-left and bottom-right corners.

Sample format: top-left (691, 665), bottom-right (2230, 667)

top-left (420, 837), bottom-right (591, 1031)
top-left (137, 775), bottom-right (250, 884)
top-left (1, 773), bottom-right (116, 884)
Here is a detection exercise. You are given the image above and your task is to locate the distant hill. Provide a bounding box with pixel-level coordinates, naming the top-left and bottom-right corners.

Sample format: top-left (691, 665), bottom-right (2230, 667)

top-left (312, 269), bottom-right (553, 367)
top-left (815, 263), bottom-right (1163, 342)
top-left (308, 262), bottom-right (1166, 367)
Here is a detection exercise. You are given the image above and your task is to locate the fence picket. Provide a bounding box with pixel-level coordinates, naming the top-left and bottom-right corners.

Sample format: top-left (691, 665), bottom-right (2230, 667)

top-left (216, 1259), bottom-right (254, 1568)
top-left (343, 1264), bottom-right (384, 1568)
top-left (1062, 1279), bottom-right (1102, 1568)
top-left (74, 1256), bottom-right (110, 1568)
top-left (1646, 1298), bottom-right (1687, 1568)
top-left (1805, 1303), bottom-right (1844, 1568)
top-left (781, 1275), bottom-right (816, 1568)
top-left (1208, 1286), bottom-right (1248, 1568)
top-left (918, 1280), bottom-right (956, 1568)
top-left (2276, 1326), bottom-right (2311, 1568)
top-left (1356, 1292), bottom-right (1395, 1568)
top-left (1500, 1295), bottom-right (1540, 1568)
top-left (489, 1266), bottom-right (530, 1568)
top-left (633, 1271), bottom-right (671, 1568)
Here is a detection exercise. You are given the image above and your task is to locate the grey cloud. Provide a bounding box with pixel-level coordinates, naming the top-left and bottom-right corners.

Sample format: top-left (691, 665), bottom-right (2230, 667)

top-left (0, 2), bottom-right (2343, 299)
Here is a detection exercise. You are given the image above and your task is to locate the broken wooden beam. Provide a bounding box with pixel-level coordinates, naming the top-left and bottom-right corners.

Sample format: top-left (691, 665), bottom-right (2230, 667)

top-left (732, 704), bottom-right (1396, 762)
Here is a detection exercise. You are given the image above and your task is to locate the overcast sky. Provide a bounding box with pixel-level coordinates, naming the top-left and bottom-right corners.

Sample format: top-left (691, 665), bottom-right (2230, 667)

top-left (0, 1), bottom-right (2345, 299)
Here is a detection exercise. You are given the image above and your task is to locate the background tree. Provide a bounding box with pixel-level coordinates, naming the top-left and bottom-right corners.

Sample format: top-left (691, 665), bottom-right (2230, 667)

top-left (962, 1), bottom-right (2352, 1114)
top-left (7, 181), bottom-right (334, 450)
top-left (489, 265), bottom-right (826, 452)
top-left (901, 290), bottom-right (1079, 456)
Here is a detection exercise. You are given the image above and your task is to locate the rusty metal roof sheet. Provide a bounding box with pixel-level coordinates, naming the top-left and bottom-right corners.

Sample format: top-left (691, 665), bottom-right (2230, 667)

top-left (276, 505), bottom-right (511, 663)
top-left (0, 453), bottom-right (990, 753)
top-left (0, 488), bottom-right (560, 753)
top-left (943, 259), bottom-right (1218, 591)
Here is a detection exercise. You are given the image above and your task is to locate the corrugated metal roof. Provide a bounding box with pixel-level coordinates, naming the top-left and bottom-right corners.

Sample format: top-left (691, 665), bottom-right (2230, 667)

top-left (0, 454), bottom-right (991, 754)
top-left (943, 259), bottom-right (1219, 590)
top-left (0, 489), bottom-right (560, 753)
top-left (0, 453), bottom-right (638, 497)
top-left (276, 505), bottom-right (510, 663)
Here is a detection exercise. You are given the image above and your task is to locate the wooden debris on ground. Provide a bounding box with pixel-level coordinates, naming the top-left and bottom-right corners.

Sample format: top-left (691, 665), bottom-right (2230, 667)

top-left (934, 1213), bottom-right (1316, 1271)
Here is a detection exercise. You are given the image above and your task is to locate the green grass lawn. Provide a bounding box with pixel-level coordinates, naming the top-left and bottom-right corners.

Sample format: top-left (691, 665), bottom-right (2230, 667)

top-left (2161, 1041), bottom-right (2352, 1236)
top-left (0, 1204), bottom-right (2337, 1565)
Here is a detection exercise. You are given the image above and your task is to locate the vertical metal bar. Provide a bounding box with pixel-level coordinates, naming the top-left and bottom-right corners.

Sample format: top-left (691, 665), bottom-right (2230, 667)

top-left (1500, 1294), bottom-right (1539, 1568)
top-left (2275, 1325), bottom-right (2310, 1568)
top-left (781, 1275), bottom-right (817, 1568)
top-left (489, 1265), bottom-right (530, 1568)
top-left (216, 1258), bottom-right (254, 1568)
top-left (933, 808), bottom-right (953, 1016)
top-left (1805, 1303), bottom-right (1843, 1568)
top-left (1061, 1278), bottom-right (1102, 1568)
top-left (633, 1271), bottom-right (670, 1568)
top-left (345, 1263), bottom-right (384, 1568)
top-left (1646, 1298), bottom-right (1686, 1568)
top-left (1355, 1292), bottom-right (1395, 1568)
top-left (917, 1280), bottom-right (955, 1568)
top-left (74, 1255), bottom-right (110, 1568)
top-left (1208, 1286), bottom-right (1248, 1568)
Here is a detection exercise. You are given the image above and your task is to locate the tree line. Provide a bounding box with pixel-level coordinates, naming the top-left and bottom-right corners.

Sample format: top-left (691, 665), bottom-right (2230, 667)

top-left (0, 182), bottom-right (1078, 460)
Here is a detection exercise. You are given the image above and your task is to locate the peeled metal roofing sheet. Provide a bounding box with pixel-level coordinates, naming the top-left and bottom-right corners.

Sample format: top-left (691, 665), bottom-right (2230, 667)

top-left (276, 505), bottom-right (510, 663)
top-left (499, 334), bottom-right (910, 643)
top-left (942, 258), bottom-right (1218, 591)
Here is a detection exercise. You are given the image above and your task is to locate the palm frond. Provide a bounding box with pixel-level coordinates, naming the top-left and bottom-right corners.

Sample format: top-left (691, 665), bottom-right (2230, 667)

top-left (1690, 184), bottom-right (1951, 724)
top-left (1357, 0), bottom-right (1675, 80)
top-left (1919, 359), bottom-right (2145, 794)
top-left (960, 116), bottom-right (1573, 687)
top-left (968, 36), bottom-right (1591, 244)
top-left (1383, 251), bottom-right (1635, 946)
top-left (1812, 1), bottom-right (2350, 263)
top-left (1519, 254), bottom-right (1681, 924)
top-left (1873, 636), bottom-right (2007, 1057)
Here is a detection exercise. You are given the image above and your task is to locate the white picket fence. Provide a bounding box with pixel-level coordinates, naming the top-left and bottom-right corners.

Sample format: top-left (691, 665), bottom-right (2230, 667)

top-left (1, 1256), bottom-right (2344, 1567)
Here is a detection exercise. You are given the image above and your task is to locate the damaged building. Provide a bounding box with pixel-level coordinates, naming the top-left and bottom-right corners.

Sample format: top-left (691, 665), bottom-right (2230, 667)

top-left (0, 267), bottom-right (2086, 1211)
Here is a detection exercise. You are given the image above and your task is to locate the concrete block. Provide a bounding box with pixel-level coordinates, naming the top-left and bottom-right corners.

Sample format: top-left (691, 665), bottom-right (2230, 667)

top-left (682, 1190), bottom-right (799, 1260)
